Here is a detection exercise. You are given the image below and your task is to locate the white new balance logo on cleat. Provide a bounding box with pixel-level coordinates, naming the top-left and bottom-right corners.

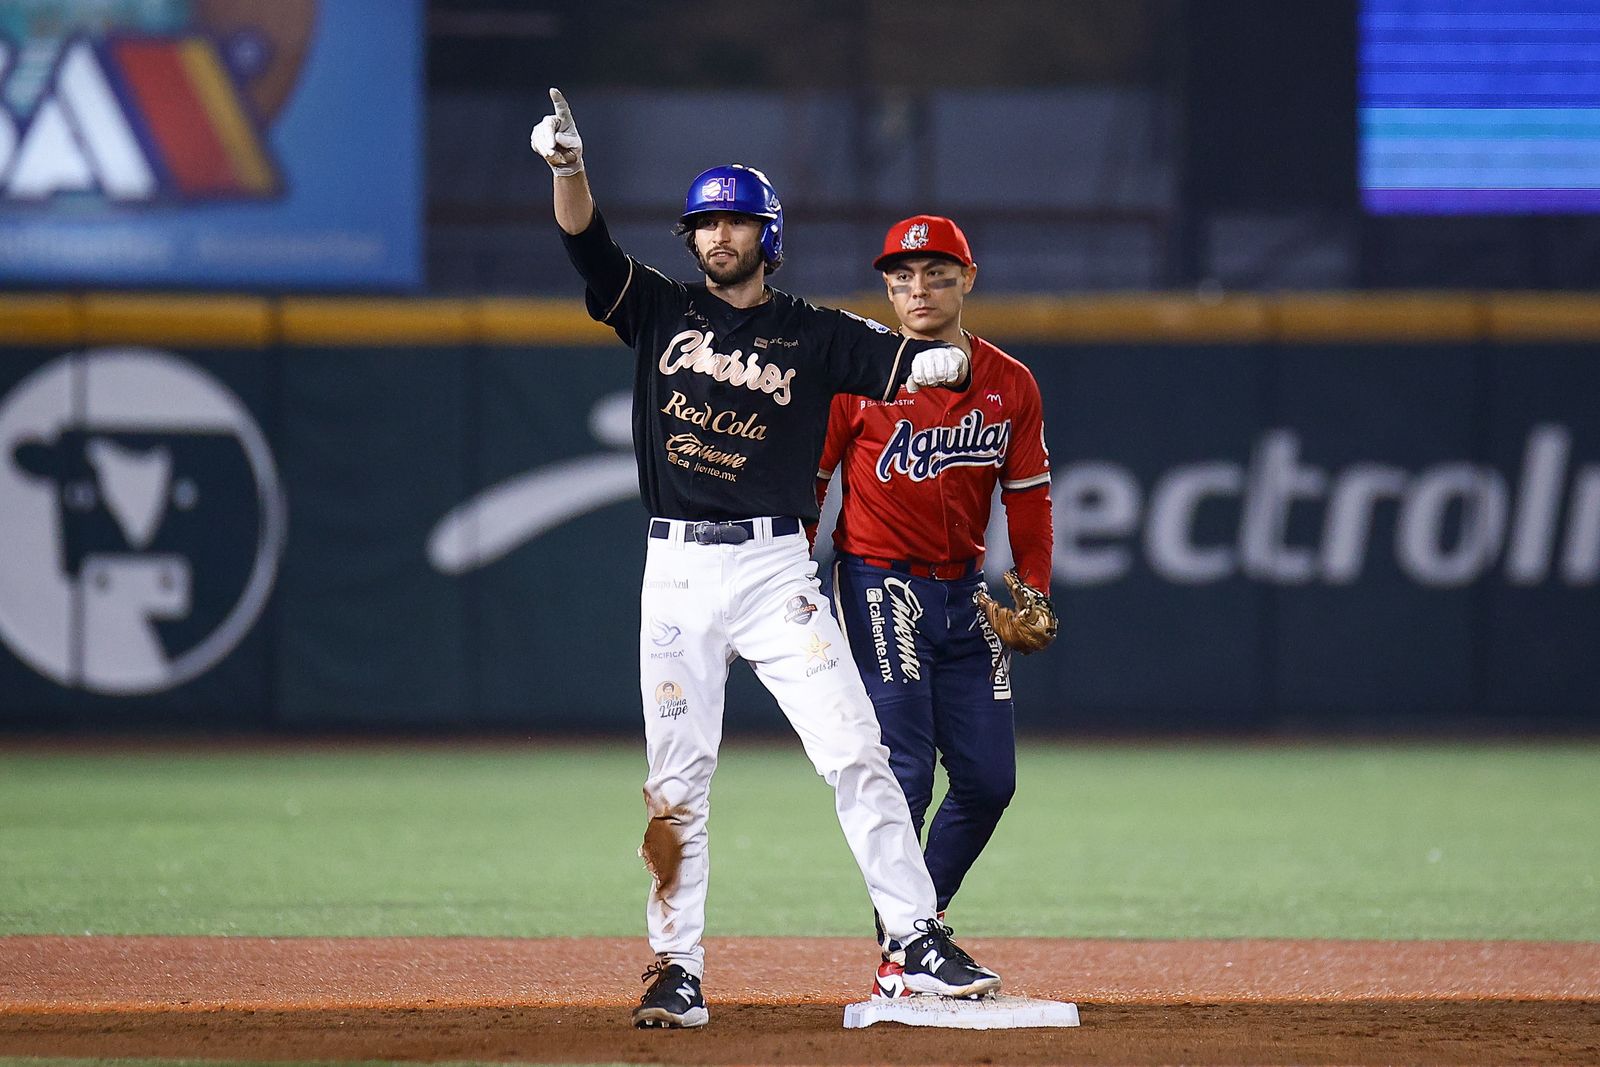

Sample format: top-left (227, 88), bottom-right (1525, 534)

top-left (919, 948), bottom-right (947, 972)
top-left (676, 981), bottom-right (697, 1001)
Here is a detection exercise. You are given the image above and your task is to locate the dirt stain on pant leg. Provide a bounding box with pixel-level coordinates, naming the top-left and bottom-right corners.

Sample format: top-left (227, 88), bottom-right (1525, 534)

top-left (639, 789), bottom-right (688, 898)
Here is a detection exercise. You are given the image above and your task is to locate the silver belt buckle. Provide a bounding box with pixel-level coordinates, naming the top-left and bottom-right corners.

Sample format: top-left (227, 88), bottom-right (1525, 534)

top-left (693, 521), bottom-right (748, 545)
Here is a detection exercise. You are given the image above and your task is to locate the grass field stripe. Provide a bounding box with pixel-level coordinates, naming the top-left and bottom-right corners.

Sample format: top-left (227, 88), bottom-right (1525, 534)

top-left (177, 37), bottom-right (275, 195)
top-left (2, 744), bottom-right (1594, 940)
top-left (111, 38), bottom-right (239, 196)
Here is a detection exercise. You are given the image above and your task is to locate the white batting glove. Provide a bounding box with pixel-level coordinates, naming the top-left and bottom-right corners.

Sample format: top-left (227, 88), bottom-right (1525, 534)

top-left (906, 344), bottom-right (968, 393)
top-left (530, 87), bottom-right (584, 176)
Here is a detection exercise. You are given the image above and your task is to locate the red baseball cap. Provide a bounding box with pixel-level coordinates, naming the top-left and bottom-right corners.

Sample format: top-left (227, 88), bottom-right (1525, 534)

top-left (874, 215), bottom-right (974, 271)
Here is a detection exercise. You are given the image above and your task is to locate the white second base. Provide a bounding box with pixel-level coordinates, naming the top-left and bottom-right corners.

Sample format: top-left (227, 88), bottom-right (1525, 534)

top-left (842, 994), bottom-right (1080, 1030)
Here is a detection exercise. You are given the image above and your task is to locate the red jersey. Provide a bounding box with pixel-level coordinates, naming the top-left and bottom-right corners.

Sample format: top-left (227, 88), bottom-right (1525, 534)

top-left (817, 334), bottom-right (1054, 591)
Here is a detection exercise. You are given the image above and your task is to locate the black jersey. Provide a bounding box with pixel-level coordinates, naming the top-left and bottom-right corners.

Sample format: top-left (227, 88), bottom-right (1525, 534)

top-left (562, 210), bottom-right (935, 523)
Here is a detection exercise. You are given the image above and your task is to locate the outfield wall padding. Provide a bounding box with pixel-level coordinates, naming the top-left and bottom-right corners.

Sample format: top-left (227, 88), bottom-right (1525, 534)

top-left (1, 294), bottom-right (1597, 732)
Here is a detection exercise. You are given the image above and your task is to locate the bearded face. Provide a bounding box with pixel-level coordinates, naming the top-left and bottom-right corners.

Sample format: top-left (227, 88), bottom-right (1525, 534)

top-left (691, 213), bottom-right (766, 288)
top-left (697, 241), bottom-right (764, 287)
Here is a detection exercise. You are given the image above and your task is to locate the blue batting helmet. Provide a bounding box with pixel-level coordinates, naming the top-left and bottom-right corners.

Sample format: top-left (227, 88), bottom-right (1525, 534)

top-left (678, 163), bottom-right (784, 271)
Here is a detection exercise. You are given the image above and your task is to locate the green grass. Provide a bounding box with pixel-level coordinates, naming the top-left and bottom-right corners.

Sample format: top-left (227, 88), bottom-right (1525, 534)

top-left (0, 742), bottom-right (1595, 940)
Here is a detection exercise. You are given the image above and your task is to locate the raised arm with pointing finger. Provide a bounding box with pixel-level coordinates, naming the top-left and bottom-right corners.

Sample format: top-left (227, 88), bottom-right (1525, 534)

top-left (526, 88), bottom-right (1003, 1030)
top-left (529, 88), bottom-right (593, 234)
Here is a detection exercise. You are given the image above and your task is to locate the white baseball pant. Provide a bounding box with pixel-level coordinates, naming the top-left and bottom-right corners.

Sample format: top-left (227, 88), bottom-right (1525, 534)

top-left (637, 516), bottom-right (938, 978)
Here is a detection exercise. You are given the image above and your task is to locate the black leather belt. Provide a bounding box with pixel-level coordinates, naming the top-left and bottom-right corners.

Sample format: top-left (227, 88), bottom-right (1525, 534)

top-left (650, 517), bottom-right (802, 544)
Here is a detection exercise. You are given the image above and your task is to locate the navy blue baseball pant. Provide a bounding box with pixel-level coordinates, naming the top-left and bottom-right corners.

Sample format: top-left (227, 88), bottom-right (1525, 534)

top-left (827, 553), bottom-right (1016, 913)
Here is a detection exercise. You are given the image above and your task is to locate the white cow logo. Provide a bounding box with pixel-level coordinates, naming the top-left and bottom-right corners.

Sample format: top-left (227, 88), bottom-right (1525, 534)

top-left (0, 349), bottom-right (286, 694)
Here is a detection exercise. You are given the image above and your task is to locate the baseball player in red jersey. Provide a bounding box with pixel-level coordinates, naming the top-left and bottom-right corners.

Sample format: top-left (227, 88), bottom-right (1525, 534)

top-left (816, 215), bottom-right (1058, 998)
top-left (531, 92), bottom-right (1004, 1029)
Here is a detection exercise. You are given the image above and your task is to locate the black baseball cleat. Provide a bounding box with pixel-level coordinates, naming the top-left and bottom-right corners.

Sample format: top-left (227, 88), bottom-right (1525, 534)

top-left (632, 962), bottom-right (709, 1028)
top-left (897, 918), bottom-right (1002, 998)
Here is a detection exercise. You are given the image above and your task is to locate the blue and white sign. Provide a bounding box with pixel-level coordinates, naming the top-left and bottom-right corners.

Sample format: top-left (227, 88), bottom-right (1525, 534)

top-left (0, 0), bottom-right (422, 289)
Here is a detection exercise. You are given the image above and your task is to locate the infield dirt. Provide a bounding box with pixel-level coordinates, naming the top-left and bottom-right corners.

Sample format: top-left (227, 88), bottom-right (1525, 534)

top-left (3, 936), bottom-right (1598, 1064)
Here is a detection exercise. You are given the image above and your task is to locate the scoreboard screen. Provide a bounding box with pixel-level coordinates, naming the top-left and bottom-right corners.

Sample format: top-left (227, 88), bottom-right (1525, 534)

top-left (1361, 1), bottom-right (1600, 213)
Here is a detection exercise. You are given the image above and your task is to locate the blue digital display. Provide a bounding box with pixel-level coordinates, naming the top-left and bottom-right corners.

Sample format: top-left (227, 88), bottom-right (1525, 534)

top-left (1361, 1), bottom-right (1600, 213)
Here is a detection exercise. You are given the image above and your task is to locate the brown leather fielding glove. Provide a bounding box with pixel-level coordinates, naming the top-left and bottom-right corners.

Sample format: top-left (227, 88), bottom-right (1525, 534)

top-left (975, 569), bottom-right (1059, 654)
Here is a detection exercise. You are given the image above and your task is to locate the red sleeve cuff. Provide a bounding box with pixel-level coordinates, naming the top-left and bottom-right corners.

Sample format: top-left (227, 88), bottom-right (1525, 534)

top-left (1003, 483), bottom-right (1054, 594)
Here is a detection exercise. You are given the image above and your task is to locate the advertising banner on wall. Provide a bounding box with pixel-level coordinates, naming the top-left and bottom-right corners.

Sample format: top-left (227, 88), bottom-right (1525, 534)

top-left (2, 338), bottom-right (1597, 733)
top-left (0, 0), bottom-right (422, 289)
top-left (1007, 342), bottom-right (1600, 728)
top-left (0, 345), bottom-right (282, 728)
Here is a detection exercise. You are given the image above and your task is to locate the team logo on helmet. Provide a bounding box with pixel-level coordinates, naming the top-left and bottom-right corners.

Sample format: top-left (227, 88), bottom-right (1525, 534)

top-left (700, 176), bottom-right (736, 202)
top-left (900, 223), bottom-right (930, 250)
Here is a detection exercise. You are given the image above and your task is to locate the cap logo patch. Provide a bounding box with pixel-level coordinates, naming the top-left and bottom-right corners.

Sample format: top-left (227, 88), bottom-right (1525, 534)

top-left (700, 176), bottom-right (736, 201)
top-left (900, 222), bottom-right (929, 250)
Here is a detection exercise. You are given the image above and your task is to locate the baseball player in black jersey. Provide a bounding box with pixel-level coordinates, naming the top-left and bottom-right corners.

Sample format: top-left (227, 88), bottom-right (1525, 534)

top-left (532, 88), bottom-right (1002, 1028)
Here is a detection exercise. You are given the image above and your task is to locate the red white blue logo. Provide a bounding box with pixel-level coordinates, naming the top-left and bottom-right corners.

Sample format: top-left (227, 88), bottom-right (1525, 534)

top-left (876, 410), bottom-right (1012, 483)
top-left (0, 1), bottom-right (317, 203)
